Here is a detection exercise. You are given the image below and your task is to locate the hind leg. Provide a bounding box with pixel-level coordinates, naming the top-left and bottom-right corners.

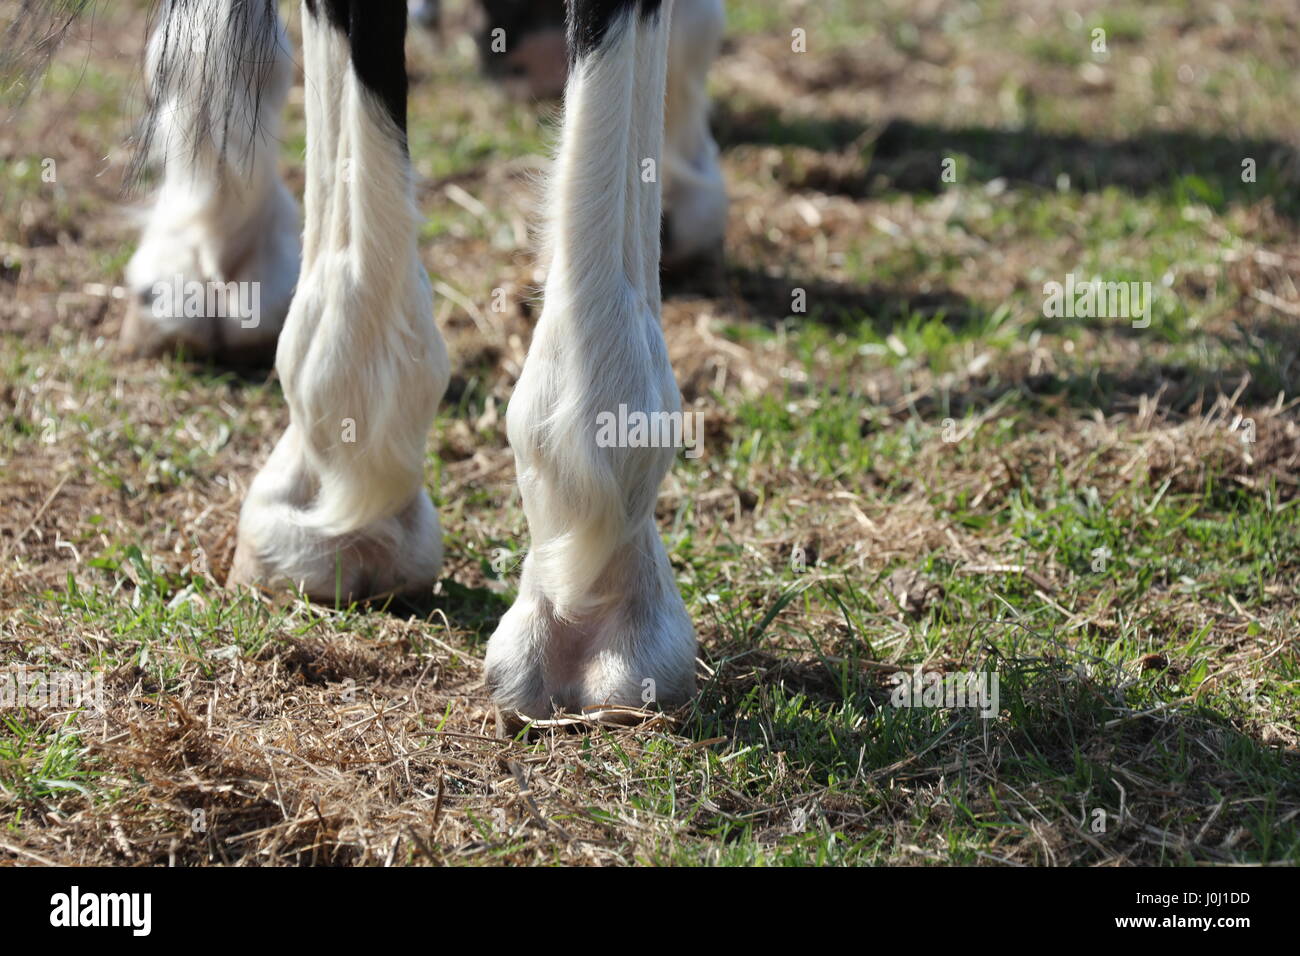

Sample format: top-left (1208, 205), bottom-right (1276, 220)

top-left (469, 0), bottom-right (725, 266)
top-left (661, 0), bottom-right (727, 268)
top-left (123, 0), bottom-right (300, 362)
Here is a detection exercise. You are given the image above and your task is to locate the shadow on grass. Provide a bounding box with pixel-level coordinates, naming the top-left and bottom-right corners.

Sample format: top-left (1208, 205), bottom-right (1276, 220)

top-left (713, 100), bottom-right (870, 153)
top-left (668, 258), bottom-right (1299, 422)
top-left (383, 578), bottom-right (510, 651)
top-left (869, 120), bottom-right (1300, 216)
top-left (686, 632), bottom-right (1300, 864)
top-left (1018, 355), bottom-right (1294, 417)
top-left (667, 261), bottom-right (990, 336)
top-left (714, 101), bottom-right (1300, 218)
top-left (934, 309), bottom-right (1300, 419)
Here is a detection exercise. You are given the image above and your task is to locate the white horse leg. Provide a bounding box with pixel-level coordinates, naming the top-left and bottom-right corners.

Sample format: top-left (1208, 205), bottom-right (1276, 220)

top-left (123, 0), bottom-right (300, 361)
top-left (661, 0), bottom-right (727, 267)
top-left (228, 1), bottom-right (449, 602)
top-left (467, 0), bottom-right (727, 263)
top-left (485, 0), bottom-right (696, 723)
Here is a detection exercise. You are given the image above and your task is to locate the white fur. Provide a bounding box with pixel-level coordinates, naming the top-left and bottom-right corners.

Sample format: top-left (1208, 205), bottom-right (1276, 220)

top-left (125, 0), bottom-right (300, 355)
top-left (662, 0), bottom-right (728, 265)
top-left (230, 7), bottom-right (449, 601)
top-left (485, 3), bottom-right (696, 719)
top-left (123, 1), bottom-right (706, 705)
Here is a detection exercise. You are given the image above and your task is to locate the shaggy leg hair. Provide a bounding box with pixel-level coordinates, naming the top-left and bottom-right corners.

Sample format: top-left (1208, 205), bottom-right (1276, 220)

top-left (123, 0), bottom-right (301, 360)
top-left (484, 0), bottom-right (696, 722)
top-left (228, 0), bottom-right (449, 602)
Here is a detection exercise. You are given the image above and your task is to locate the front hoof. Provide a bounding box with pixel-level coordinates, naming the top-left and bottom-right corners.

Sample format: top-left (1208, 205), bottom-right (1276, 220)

top-left (227, 485), bottom-right (443, 605)
top-left (484, 540), bottom-right (697, 723)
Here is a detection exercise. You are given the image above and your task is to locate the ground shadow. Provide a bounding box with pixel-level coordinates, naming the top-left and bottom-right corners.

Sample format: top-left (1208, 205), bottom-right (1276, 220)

top-left (713, 100), bottom-right (870, 153)
top-left (381, 578), bottom-right (510, 650)
top-left (686, 636), bottom-right (1300, 864)
top-left (667, 261), bottom-right (989, 337)
top-left (935, 306), bottom-right (1300, 420)
top-left (713, 101), bottom-right (1300, 218)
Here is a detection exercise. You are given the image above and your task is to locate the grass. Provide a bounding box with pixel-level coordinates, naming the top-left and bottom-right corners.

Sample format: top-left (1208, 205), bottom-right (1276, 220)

top-left (0, 0), bottom-right (1298, 865)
